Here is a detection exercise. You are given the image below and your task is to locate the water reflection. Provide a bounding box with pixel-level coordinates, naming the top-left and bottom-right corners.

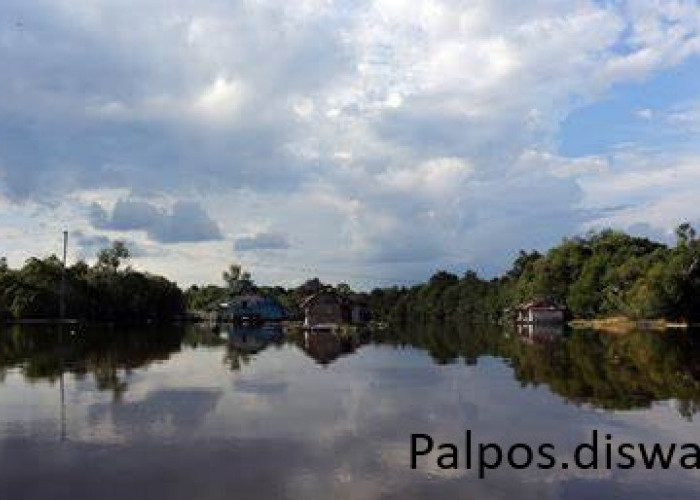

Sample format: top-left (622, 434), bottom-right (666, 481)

top-left (222, 324), bottom-right (285, 370)
top-left (299, 329), bottom-right (370, 365)
top-left (3, 324), bottom-right (700, 416)
top-left (380, 323), bottom-right (700, 417)
top-left (516, 322), bottom-right (565, 343)
top-left (0, 325), bottom-right (186, 400)
top-left (3, 323), bottom-right (700, 499)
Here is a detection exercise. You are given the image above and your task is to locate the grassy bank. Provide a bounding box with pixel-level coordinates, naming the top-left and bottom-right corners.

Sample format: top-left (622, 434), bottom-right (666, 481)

top-left (569, 316), bottom-right (688, 333)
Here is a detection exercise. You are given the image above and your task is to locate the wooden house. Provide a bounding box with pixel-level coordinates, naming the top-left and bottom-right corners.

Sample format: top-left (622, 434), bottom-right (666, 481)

top-left (301, 292), bottom-right (371, 329)
top-left (515, 300), bottom-right (566, 324)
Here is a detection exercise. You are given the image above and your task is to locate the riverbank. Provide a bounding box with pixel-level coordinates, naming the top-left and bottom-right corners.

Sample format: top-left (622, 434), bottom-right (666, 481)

top-left (569, 316), bottom-right (689, 334)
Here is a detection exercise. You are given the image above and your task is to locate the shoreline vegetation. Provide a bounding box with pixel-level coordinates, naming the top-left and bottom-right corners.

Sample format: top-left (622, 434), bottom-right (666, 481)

top-left (568, 317), bottom-right (690, 333)
top-left (2, 224), bottom-right (700, 333)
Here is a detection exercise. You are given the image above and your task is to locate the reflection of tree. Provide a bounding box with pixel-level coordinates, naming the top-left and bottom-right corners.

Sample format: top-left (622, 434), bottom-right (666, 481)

top-left (6, 321), bottom-right (700, 417)
top-left (88, 353), bottom-right (129, 402)
top-left (380, 323), bottom-right (700, 418)
top-left (222, 326), bottom-right (284, 371)
top-left (504, 329), bottom-right (700, 418)
top-left (182, 325), bottom-right (228, 348)
top-left (0, 325), bottom-right (186, 401)
top-left (224, 349), bottom-right (253, 372)
top-left (374, 322), bottom-right (505, 365)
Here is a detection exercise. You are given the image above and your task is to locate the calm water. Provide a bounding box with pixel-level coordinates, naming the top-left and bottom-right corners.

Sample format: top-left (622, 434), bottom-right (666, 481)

top-left (2, 323), bottom-right (700, 499)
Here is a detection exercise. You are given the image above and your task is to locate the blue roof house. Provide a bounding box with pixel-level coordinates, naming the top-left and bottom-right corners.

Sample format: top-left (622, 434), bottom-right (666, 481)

top-left (219, 293), bottom-right (288, 323)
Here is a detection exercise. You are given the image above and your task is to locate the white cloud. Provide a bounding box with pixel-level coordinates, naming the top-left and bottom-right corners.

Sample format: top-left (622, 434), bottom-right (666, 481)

top-left (192, 76), bottom-right (245, 121)
top-left (578, 153), bottom-right (700, 236)
top-left (636, 108), bottom-right (654, 120)
top-left (2, 0), bottom-right (700, 286)
top-left (378, 157), bottom-right (473, 196)
top-left (667, 101), bottom-right (700, 133)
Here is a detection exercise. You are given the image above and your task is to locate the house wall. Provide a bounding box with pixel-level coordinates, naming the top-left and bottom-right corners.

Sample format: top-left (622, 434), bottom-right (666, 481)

top-left (305, 299), bottom-right (343, 327)
top-left (351, 306), bottom-right (371, 325)
top-left (530, 308), bottom-right (565, 323)
top-left (220, 295), bottom-right (287, 321)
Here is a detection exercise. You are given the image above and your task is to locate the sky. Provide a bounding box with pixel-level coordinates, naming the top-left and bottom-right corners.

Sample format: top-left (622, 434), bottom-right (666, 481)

top-left (1, 0), bottom-right (700, 289)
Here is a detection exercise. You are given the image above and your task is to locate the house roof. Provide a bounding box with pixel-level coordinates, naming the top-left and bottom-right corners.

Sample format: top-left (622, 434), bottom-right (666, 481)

top-left (517, 299), bottom-right (565, 311)
top-left (301, 291), bottom-right (351, 309)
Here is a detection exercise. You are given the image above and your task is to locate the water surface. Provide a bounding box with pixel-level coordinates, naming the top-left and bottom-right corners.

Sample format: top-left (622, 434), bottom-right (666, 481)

top-left (1, 324), bottom-right (700, 499)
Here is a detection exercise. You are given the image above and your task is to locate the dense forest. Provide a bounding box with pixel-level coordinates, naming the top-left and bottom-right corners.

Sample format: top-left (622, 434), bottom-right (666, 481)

top-left (0, 242), bottom-right (183, 322)
top-left (184, 224), bottom-right (700, 324)
top-left (367, 224), bottom-right (700, 323)
top-left (2, 224), bottom-right (700, 323)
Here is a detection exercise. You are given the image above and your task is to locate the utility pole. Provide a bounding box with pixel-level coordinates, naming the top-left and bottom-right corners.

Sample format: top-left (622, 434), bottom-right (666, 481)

top-left (60, 230), bottom-right (68, 323)
top-left (59, 230), bottom-right (68, 441)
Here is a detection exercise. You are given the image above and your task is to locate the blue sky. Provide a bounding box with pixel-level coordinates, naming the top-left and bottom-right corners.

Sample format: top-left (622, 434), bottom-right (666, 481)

top-left (560, 56), bottom-right (700, 156)
top-left (1, 0), bottom-right (700, 288)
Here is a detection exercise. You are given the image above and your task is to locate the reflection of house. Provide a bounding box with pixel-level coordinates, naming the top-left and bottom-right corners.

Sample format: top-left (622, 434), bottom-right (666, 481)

top-left (302, 329), bottom-right (368, 365)
top-left (222, 325), bottom-right (283, 371)
top-left (218, 294), bottom-right (287, 323)
top-left (515, 300), bottom-right (566, 324)
top-left (301, 292), bottom-right (371, 329)
top-left (517, 323), bottom-right (564, 344)
top-left (303, 330), bottom-right (345, 364)
top-left (224, 325), bottom-right (284, 354)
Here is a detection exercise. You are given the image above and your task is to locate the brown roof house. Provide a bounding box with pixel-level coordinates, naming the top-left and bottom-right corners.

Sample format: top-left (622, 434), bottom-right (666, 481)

top-left (515, 299), bottom-right (566, 324)
top-left (301, 292), bottom-right (371, 329)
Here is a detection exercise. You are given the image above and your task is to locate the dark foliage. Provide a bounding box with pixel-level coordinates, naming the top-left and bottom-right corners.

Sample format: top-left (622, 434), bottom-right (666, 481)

top-left (0, 242), bottom-right (184, 322)
top-left (369, 225), bottom-right (700, 323)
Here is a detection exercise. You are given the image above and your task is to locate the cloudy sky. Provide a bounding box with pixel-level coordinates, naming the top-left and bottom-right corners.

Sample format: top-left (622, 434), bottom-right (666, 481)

top-left (1, 0), bottom-right (700, 288)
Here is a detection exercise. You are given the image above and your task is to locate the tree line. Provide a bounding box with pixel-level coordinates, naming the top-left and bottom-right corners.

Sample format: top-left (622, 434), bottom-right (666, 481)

top-left (367, 224), bottom-right (700, 323)
top-left (0, 243), bottom-right (183, 322)
top-left (3, 224), bottom-right (700, 323)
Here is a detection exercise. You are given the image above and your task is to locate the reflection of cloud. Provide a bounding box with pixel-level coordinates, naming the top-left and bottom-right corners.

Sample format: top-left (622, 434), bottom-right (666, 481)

top-left (4, 334), bottom-right (700, 498)
top-left (88, 389), bottom-right (222, 439)
top-left (234, 379), bottom-right (288, 395)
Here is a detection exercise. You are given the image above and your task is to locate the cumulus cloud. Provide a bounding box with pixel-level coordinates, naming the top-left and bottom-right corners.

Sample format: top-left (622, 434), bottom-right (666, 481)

top-left (667, 101), bottom-right (700, 133)
top-left (2, 0), bottom-right (700, 285)
top-left (89, 199), bottom-right (222, 243)
top-left (72, 231), bottom-right (111, 252)
top-left (579, 154), bottom-right (700, 235)
top-left (89, 199), bottom-right (161, 232)
top-left (234, 232), bottom-right (291, 252)
top-left (71, 230), bottom-right (149, 259)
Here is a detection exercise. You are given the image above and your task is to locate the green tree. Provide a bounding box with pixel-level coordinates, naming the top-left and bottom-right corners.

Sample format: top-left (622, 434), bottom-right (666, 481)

top-left (676, 222), bottom-right (697, 246)
top-left (96, 241), bottom-right (130, 272)
top-left (222, 263), bottom-right (253, 295)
